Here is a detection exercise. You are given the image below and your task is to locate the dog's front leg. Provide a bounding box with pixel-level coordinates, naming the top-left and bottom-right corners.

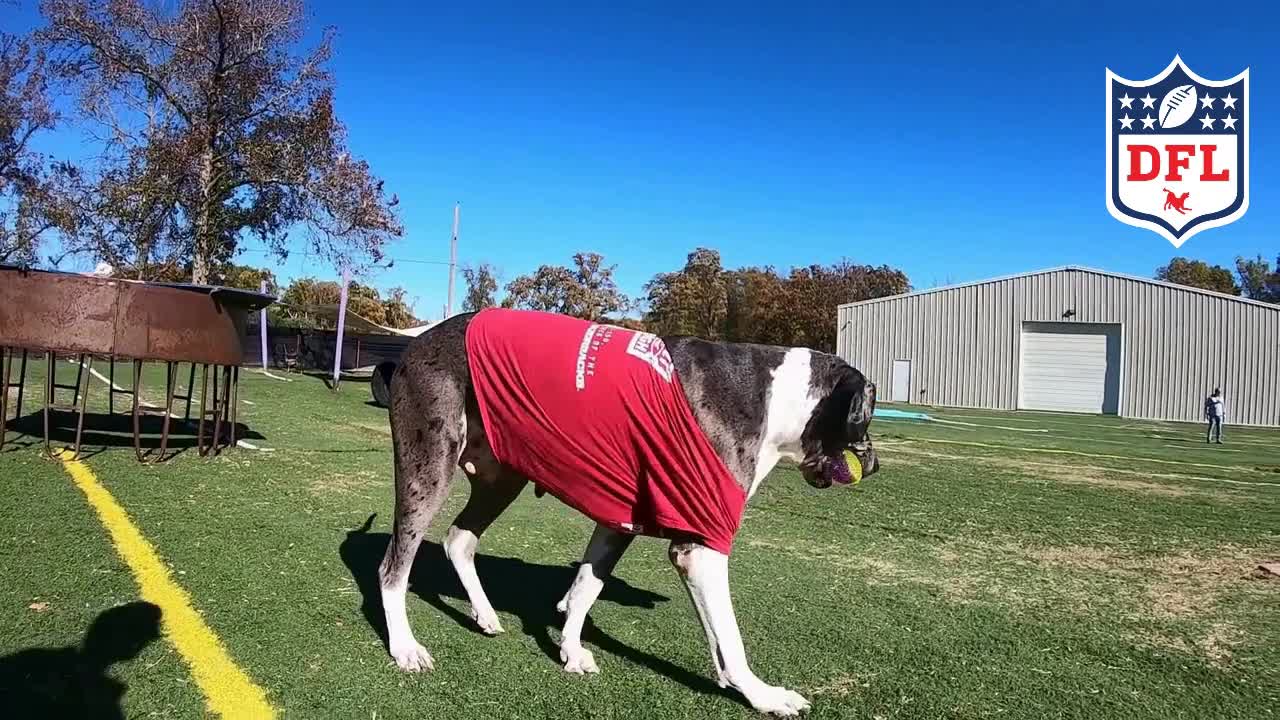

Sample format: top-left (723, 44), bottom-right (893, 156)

top-left (669, 542), bottom-right (810, 717)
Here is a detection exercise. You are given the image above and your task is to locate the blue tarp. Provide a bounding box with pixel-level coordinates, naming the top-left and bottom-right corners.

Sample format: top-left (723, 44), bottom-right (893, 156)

top-left (874, 408), bottom-right (932, 421)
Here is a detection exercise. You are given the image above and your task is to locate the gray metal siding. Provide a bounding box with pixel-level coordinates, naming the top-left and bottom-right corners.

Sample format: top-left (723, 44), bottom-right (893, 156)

top-left (836, 267), bottom-right (1280, 426)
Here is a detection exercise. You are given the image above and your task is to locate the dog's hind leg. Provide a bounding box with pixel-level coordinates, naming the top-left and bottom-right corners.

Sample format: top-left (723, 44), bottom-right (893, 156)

top-left (555, 523), bottom-right (635, 673)
top-left (444, 469), bottom-right (527, 635)
top-left (378, 363), bottom-right (467, 672)
top-left (669, 542), bottom-right (810, 717)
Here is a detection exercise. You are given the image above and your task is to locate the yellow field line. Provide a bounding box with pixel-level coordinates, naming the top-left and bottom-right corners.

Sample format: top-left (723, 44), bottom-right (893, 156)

top-left (57, 451), bottom-right (276, 719)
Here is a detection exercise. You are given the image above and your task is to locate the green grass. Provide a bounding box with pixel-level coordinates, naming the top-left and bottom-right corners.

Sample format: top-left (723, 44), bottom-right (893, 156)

top-left (2, 360), bottom-right (1278, 719)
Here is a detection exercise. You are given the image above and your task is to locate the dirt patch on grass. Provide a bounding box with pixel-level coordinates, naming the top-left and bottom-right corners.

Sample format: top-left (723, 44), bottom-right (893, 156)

top-left (1197, 622), bottom-right (1244, 665)
top-left (345, 419), bottom-right (391, 435)
top-left (307, 470), bottom-right (380, 497)
top-left (808, 672), bottom-right (875, 697)
top-left (890, 444), bottom-right (1241, 500)
top-left (752, 529), bottom-right (1275, 666)
top-left (1023, 545), bottom-right (1116, 572)
top-left (1126, 621), bottom-right (1244, 668)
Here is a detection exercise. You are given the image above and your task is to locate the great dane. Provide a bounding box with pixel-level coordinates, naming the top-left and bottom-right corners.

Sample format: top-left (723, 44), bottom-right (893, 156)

top-left (377, 310), bottom-right (878, 716)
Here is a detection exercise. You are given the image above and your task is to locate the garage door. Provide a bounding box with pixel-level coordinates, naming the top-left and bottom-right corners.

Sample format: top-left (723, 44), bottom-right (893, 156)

top-left (1019, 322), bottom-right (1121, 415)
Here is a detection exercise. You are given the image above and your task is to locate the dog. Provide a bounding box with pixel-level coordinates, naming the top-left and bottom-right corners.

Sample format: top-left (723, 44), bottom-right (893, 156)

top-left (378, 308), bottom-right (879, 716)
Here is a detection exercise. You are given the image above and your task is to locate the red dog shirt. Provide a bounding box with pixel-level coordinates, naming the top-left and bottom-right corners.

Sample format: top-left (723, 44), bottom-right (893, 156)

top-left (465, 308), bottom-right (746, 554)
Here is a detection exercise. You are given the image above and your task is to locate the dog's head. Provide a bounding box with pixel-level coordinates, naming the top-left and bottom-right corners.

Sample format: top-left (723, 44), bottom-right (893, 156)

top-left (796, 363), bottom-right (879, 489)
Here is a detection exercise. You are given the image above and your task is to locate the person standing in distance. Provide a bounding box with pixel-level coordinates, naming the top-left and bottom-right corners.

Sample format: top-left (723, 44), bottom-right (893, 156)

top-left (1204, 388), bottom-right (1225, 444)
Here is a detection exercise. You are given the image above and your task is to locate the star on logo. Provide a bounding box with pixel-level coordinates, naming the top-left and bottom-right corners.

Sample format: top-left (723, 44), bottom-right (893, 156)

top-left (1119, 114), bottom-right (1134, 130)
top-left (1222, 92), bottom-right (1237, 109)
top-left (1199, 114), bottom-right (1216, 129)
top-left (1222, 114), bottom-right (1237, 130)
top-left (1140, 93), bottom-right (1156, 109)
top-left (1118, 93), bottom-right (1134, 109)
top-left (1199, 94), bottom-right (1215, 109)
top-left (1140, 114), bottom-right (1156, 129)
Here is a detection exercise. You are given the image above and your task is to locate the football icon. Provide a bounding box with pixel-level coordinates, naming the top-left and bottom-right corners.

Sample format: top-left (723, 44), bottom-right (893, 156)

top-left (1159, 85), bottom-right (1198, 129)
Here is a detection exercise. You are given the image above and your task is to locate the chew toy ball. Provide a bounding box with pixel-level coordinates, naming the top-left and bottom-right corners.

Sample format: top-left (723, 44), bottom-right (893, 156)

top-left (843, 449), bottom-right (863, 484)
top-left (825, 450), bottom-right (863, 485)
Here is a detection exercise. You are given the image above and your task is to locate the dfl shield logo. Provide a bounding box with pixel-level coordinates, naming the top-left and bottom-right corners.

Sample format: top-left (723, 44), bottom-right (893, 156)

top-left (1106, 56), bottom-right (1249, 247)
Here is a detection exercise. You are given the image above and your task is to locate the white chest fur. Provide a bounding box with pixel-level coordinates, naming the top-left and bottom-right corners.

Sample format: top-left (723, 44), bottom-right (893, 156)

top-left (749, 348), bottom-right (821, 498)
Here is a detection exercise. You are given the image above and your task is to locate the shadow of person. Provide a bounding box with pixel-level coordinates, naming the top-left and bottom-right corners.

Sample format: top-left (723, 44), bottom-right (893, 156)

top-left (339, 514), bottom-right (734, 701)
top-left (0, 601), bottom-right (163, 719)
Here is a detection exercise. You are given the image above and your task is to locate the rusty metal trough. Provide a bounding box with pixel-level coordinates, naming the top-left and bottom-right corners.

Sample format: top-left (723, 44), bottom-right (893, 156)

top-left (0, 265), bottom-right (275, 461)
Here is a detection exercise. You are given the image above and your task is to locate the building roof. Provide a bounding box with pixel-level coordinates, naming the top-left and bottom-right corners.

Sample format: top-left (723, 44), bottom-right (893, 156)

top-left (837, 264), bottom-right (1280, 311)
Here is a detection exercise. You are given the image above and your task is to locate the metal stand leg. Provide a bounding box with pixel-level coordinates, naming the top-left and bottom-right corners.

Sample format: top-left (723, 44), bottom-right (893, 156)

top-left (197, 364), bottom-right (212, 457)
top-left (229, 365), bottom-right (240, 449)
top-left (184, 363), bottom-right (196, 420)
top-left (1, 348), bottom-right (10, 450)
top-left (14, 349), bottom-right (26, 420)
top-left (133, 360), bottom-right (177, 463)
top-left (43, 351), bottom-right (54, 457)
top-left (43, 351), bottom-right (93, 458)
top-left (70, 354), bottom-right (91, 460)
top-left (211, 365), bottom-right (230, 456)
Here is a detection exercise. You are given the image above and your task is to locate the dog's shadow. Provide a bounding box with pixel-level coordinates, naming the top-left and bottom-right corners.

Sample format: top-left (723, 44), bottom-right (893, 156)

top-left (338, 515), bottom-right (733, 700)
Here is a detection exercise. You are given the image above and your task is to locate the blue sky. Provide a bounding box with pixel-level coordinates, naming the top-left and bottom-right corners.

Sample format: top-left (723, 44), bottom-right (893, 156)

top-left (10, 0), bottom-right (1277, 319)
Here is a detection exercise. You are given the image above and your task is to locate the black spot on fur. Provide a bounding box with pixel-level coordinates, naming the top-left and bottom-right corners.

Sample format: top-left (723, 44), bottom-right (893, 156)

top-left (665, 337), bottom-right (787, 490)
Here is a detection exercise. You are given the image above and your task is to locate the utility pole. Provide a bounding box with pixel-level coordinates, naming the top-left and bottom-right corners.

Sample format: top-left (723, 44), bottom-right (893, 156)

top-left (259, 279), bottom-right (270, 370)
top-left (446, 202), bottom-right (459, 317)
top-left (333, 265), bottom-right (350, 390)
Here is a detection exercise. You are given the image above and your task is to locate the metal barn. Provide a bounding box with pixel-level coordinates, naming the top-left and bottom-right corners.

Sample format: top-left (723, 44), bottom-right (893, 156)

top-left (835, 266), bottom-right (1280, 426)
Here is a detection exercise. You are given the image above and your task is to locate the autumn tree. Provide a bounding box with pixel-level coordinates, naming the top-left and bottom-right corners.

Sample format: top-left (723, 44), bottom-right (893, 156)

top-left (381, 286), bottom-right (418, 328)
top-left (502, 252), bottom-right (627, 320)
top-left (723, 266), bottom-right (791, 345)
top-left (277, 276), bottom-right (340, 327)
top-left (40, 0), bottom-right (403, 283)
top-left (217, 262), bottom-right (279, 294)
top-left (0, 23), bottom-right (71, 265)
top-left (786, 261), bottom-right (909, 352)
top-left (1235, 254), bottom-right (1280, 304)
top-left (643, 248), bottom-right (728, 339)
top-left (1155, 257), bottom-right (1240, 295)
top-left (461, 262), bottom-right (499, 312)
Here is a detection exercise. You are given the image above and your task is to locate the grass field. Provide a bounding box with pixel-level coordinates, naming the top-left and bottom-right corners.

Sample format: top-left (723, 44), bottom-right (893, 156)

top-left (2, 358), bottom-right (1278, 719)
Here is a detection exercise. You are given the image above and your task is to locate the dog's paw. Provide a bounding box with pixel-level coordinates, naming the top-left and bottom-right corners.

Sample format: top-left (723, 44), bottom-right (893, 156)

top-left (559, 645), bottom-right (599, 674)
top-left (746, 686), bottom-right (810, 716)
top-left (555, 596), bottom-right (569, 614)
top-left (472, 608), bottom-right (505, 636)
top-left (390, 641), bottom-right (435, 672)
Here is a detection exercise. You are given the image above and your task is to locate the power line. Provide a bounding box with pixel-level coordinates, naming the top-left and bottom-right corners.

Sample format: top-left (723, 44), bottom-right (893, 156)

top-left (234, 248), bottom-right (456, 268)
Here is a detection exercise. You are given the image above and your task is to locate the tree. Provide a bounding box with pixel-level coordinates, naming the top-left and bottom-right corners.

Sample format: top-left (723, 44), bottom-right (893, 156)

top-left (40, 0), bottom-right (403, 283)
top-left (643, 248), bottom-right (728, 339)
top-left (345, 281), bottom-right (387, 325)
top-left (381, 287), bottom-right (418, 328)
top-left (1155, 257), bottom-right (1240, 295)
top-left (1235, 254), bottom-right (1280, 303)
top-left (502, 252), bottom-right (628, 320)
top-left (785, 261), bottom-right (909, 352)
top-left (277, 276), bottom-right (340, 327)
top-left (0, 23), bottom-right (70, 266)
top-left (723, 266), bottom-right (791, 345)
top-left (217, 263), bottom-right (279, 294)
top-left (461, 262), bottom-right (498, 312)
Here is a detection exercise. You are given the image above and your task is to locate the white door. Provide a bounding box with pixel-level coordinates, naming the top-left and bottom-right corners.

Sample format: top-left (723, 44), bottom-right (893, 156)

top-left (1019, 322), bottom-right (1121, 414)
top-left (891, 360), bottom-right (911, 403)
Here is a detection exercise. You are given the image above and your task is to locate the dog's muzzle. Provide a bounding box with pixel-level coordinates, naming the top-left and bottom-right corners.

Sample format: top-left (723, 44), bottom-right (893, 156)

top-left (802, 442), bottom-right (879, 488)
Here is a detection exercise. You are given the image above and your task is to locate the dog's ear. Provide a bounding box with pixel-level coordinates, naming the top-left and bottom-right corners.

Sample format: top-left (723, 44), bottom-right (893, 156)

top-left (845, 377), bottom-right (875, 444)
